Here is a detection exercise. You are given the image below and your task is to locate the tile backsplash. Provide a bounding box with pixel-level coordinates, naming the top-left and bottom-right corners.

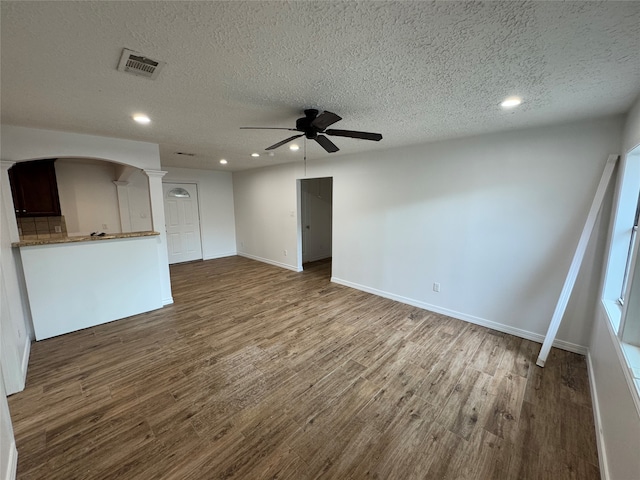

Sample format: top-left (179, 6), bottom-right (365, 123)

top-left (18, 216), bottom-right (67, 240)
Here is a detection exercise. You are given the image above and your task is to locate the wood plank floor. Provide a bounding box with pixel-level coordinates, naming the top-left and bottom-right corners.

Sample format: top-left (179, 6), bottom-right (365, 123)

top-left (8, 256), bottom-right (600, 479)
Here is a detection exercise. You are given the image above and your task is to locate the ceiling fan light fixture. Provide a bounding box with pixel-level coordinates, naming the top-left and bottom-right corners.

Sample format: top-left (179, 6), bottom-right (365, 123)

top-left (289, 144), bottom-right (300, 151)
top-left (251, 153), bottom-right (260, 157)
top-left (219, 159), bottom-right (227, 165)
top-left (500, 96), bottom-right (522, 108)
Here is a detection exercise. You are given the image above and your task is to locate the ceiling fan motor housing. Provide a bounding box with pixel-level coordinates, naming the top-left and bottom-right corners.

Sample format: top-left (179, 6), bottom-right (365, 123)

top-left (296, 109), bottom-right (320, 138)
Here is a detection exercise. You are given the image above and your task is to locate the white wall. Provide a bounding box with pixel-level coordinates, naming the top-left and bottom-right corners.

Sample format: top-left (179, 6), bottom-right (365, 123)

top-left (22, 237), bottom-right (163, 340)
top-left (56, 159), bottom-right (153, 235)
top-left (234, 162), bottom-right (300, 271)
top-left (0, 371), bottom-right (17, 480)
top-left (623, 94), bottom-right (640, 153)
top-left (590, 309), bottom-right (640, 479)
top-left (233, 116), bottom-right (623, 350)
top-left (127, 170), bottom-right (153, 232)
top-left (0, 125), bottom-right (160, 169)
top-left (587, 96), bottom-right (640, 480)
top-left (163, 167), bottom-right (236, 260)
top-left (56, 159), bottom-right (122, 235)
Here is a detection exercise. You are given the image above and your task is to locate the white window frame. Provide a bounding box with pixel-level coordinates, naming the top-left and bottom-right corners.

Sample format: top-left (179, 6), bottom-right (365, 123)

top-left (600, 145), bottom-right (640, 404)
top-left (618, 194), bottom-right (639, 307)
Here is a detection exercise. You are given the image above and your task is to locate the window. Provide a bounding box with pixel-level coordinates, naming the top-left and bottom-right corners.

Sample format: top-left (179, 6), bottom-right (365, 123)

top-left (601, 145), bottom-right (640, 398)
top-left (619, 193), bottom-right (640, 306)
top-left (167, 187), bottom-right (190, 198)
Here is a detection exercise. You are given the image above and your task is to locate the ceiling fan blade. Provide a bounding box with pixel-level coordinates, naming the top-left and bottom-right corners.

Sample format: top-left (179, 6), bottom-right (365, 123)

top-left (325, 129), bottom-right (382, 141)
top-left (315, 135), bottom-right (339, 153)
top-left (240, 127), bottom-right (298, 131)
top-left (265, 134), bottom-right (304, 151)
top-left (311, 111), bottom-right (342, 130)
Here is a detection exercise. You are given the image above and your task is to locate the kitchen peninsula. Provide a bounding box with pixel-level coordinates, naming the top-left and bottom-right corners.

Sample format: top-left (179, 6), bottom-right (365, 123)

top-left (13, 231), bottom-right (163, 340)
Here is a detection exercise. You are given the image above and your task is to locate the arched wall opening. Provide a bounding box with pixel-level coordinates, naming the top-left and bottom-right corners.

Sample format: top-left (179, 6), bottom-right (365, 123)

top-left (11, 157), bottom-right (153, 238)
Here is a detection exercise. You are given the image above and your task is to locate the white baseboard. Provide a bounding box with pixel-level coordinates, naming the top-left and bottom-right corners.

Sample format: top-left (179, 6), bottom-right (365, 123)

top-left (587, 351), bottom-right (610, 480)
top-left (238, 253), bottom-right (302, 272)
top-left (203, 251), bottom-right (237, 261)
top-left (4, 441), bottom-right (17, 480)
top-left (162, 296), bottom-right (174, 306)
top-left (330, 276), bottom-right (588, 355)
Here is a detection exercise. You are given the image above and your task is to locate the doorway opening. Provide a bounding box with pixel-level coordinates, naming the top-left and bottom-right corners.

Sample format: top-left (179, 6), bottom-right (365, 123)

top-left (298, 177), bottom-right (333, 275)
top-left (163, 182), bottom-right (203, 264)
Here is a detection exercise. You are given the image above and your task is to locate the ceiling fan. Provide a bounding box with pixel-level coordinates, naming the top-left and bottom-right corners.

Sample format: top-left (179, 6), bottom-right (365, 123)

top-left (240, 109), bottom-right (382, 153)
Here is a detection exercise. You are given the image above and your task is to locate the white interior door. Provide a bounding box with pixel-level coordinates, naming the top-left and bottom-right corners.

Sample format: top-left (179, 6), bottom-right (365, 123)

top-left (163, 183), bottom-right (203, 264)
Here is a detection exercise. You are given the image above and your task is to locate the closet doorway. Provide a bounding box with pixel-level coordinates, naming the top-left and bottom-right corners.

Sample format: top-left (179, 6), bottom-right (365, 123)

top-left (299, 177), bottom-right (333, 272)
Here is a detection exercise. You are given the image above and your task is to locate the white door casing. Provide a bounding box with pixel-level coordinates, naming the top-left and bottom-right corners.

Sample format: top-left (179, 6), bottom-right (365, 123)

top-left (163, 183), bottom-right (203, 264)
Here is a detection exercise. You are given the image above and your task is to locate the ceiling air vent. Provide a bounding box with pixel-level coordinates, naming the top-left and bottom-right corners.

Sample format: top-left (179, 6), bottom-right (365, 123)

top-left (117, 48), bottom-right (165, 80)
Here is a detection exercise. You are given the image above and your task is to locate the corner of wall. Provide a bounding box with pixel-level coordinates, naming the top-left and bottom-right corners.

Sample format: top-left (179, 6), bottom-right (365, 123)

top-left (1, 369), bottom-right (18, 480)
top-left (586, 349), bottom-right (610, 480)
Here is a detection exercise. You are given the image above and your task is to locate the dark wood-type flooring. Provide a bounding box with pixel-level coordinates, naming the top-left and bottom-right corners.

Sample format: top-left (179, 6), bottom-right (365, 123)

top-left (8, 256), bottom-right (600, 479)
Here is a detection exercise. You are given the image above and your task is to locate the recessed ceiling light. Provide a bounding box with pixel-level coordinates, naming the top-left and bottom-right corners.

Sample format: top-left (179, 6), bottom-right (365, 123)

top-left (289, 144), bottom-right (300, 151)
top-left (219, 159), bottom-right (228, 165)
top-left (251, 153), bottom-right (260, 157)
top-left (500, 97), bottom-right (522, 108)
top-left (132, 113), bottom-right (151, 124)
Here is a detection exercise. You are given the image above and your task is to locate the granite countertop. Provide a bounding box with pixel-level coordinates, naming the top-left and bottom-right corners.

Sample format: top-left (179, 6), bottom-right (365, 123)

top-left (12, 231), bottom-right (160, 247)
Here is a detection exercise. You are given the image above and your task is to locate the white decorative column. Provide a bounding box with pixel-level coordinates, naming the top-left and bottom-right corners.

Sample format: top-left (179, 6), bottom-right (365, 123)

top-left (113, 180), bottom-right (132, 232)
top-left (143, 169), bottom-right (173, 305)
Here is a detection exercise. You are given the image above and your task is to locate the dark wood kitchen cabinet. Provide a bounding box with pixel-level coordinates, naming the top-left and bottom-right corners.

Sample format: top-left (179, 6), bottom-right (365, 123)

top-left (9, 159), bottom-right (61, 217)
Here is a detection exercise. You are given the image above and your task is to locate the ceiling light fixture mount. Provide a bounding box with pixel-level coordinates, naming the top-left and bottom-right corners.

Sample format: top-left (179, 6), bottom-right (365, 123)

top-left (500, 96), bottom-right (522, 109)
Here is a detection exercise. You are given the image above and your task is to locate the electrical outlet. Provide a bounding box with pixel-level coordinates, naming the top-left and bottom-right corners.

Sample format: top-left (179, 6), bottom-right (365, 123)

top-left (240, 241), bottom-right (244, 248)
top-left (283, 249), bottom-right (288, 256)
top-left (54, 225), bottom-right (62, 233)
top-left (102, 224), bottom-right (108, 230)
top-left (433, 282), bottom-right (441, 292)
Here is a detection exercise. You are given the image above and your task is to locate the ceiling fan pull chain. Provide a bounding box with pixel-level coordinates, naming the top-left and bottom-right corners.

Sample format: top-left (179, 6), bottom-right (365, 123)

top-left (304, 137), bottom-right (307, 177)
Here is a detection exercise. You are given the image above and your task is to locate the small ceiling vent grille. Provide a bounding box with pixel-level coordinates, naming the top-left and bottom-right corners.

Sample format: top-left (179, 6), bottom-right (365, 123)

top-left (117, 48), bottom-right (165, 80)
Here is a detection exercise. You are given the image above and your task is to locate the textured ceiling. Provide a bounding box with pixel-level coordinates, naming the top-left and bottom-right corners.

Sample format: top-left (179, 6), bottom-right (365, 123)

top-left (1, 1), bottom-right (639, 171)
